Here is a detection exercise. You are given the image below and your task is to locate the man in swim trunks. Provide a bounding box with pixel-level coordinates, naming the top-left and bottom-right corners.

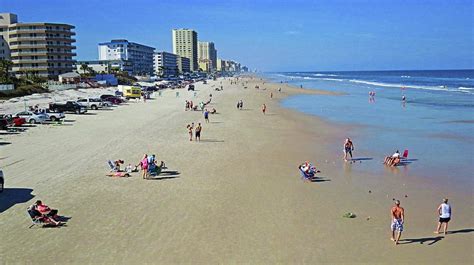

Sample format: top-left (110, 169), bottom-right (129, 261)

top-left (343, 138), bottom-right (354, 161)
top-left (195, 123), bottom-right (202, 142)
top-left (391, 200), bottom-right (405, 245)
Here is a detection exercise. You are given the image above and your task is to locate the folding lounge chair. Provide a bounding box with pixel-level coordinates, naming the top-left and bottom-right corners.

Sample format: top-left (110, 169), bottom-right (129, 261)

top-left (106, 160), bottom-right (130, 177)
top-left (299, 167), bottom-right (314, 180)
top-left (27, 207), bottom-right (48, 228)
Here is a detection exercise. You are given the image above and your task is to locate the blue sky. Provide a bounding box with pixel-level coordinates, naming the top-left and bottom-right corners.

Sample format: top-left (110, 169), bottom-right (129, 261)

top-left (2, 0), bottom-right (473, 71)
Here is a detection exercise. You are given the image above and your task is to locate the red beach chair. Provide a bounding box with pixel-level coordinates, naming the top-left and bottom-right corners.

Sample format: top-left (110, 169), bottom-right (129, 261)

top-left (402, 150), bottom-right (408, 159)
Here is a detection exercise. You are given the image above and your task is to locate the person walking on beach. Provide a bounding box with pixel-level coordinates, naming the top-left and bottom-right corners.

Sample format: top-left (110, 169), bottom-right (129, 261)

top-left (262, 104), bottom-right (266, 115)
top-left (270, 92), bottom-right (273, 99)
top-left (195, 123), bottom-right (202, 142)
top-left (239, 100), bottom-right (243, 110)
top-left (434, 198), bottom-right (452, 235)
top-left (343, 138), bottom-right (354, 161)
top-left (204, 109), bottom-right (209, 123)
top-left (391, 200), bottom-right (405, 245)
top-left (187, 124), bottom-right (194, 141)
top-left (140, 154), bottom-right (149, 179)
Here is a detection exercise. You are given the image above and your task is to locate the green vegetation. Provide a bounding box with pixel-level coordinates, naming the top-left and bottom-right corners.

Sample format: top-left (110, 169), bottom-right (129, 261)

top-left (0, 59), bottom-right (49, 99)
top-left (111, 68), bottom-right (137, 85)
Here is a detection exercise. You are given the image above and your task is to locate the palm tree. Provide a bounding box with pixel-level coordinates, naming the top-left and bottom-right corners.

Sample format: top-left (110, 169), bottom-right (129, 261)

top-left (80, 63), bottom-right (88, 74)
top-left (0, 59), bottom-right (13, 83)
top-left (86, 66), bottom-right (95, 75)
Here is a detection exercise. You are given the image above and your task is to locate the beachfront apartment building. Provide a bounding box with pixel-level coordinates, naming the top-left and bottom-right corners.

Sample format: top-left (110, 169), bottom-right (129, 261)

top-left (177, 56), bottom-right (190, 74)
top-left (216, 58), bottom-right (225, 72)
top-left (227, 60), bottom-right (241, 72)
top-left (153, 51), bottom-right (178, 77)
top-left (172, 29), bottom-right (198, 72)
top-left (0, 13), bottom-right (76, 78)
top-left (0, 35), bottom-right (8, 60)
top-left (198, 41), bottom-right (217, 71)
top-left (98, 39), bottom-right (154, 75)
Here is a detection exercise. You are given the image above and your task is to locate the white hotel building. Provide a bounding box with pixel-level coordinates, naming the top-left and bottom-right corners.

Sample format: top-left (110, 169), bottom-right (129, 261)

top-left (98, 39), bottom-right (154, 75)
top-left (153, 51), bottom-right (178, 77)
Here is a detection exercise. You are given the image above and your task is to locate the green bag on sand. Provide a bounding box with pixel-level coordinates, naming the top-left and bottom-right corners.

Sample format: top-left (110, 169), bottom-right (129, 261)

top-left (343, 212), bottom-right (356, 218)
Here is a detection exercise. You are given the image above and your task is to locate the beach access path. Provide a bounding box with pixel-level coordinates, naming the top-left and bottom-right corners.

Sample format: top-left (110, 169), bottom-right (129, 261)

top-left (0, 77), bottom-right (472, 264)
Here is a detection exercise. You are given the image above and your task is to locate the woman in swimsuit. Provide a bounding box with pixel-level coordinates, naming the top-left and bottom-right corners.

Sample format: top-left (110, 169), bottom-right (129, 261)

top-left (140, 154), bottom-right (148, 179)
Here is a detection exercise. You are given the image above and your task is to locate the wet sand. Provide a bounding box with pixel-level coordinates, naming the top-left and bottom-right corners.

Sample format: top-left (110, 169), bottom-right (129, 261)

top-left (0, 77), bottom-right (472, 264)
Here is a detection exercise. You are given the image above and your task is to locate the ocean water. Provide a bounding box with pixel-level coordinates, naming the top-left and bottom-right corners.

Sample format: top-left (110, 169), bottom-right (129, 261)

top-left (267, 70), bottom-right (474, 193)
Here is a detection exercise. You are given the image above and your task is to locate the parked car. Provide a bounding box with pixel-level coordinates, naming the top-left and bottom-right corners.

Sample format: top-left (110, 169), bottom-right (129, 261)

top-left (0, 116), bottom-right (9, 130)
top-left (0, 114), bottom-right (26, 127)
top-left (49, 101), bottom-right (87, 114)
top-left (44, 110), bottom-right (65, 121)
top-left (0, 168), bottom-right (4, 193)
top-left (14, 111), bottom-right (48, 124)
top-left (95, 98), bottom-right (113, 107)
top-left (100, 95), bottom-right (123, 105)
top-left (76, 98), bottom-right (103, 110)
top-left (187, 84), bottom-right (195, 91)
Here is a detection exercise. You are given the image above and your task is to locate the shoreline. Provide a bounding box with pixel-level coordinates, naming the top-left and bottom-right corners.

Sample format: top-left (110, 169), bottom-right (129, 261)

top-left (267, 75), bottom-right (474, 197)
top-left (0, 76), bottom-right (472, 263)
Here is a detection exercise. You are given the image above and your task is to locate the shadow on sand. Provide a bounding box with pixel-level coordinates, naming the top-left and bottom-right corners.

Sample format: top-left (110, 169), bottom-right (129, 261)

top-left (148, 170), bottom-right (180, 180)
top-left (200, 139), bottom-right (224, 143)
top-left (0, 131), bottom-right (21, 135)
top-left (0, 188), bottom-right (35, 213)
top-left (448, 228), bottom-right (474, 235)
top-left (309, 177), bottom-right (331, 183)
top-left (351, 157), bottom-right (373, 161)
top-left (399, 236), bottom-right (444, 245)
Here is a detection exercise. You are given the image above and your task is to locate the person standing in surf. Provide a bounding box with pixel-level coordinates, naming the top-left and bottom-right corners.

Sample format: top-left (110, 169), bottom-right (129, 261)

top-left (391, 200), bottom-right (405, 245)
top-left (434, 198), bottom-right (452, 235)
top-left (343, 138), bottom-right (354, 161)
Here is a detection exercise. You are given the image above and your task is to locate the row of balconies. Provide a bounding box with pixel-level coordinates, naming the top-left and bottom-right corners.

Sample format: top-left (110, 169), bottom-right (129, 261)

top-left (9, 44), bottom-right (76, 49)
top-left (12, 65), bottom-right (73, 71)
top-left (11, 58), bottom-right (75, 64)
top-left (8, 36), bottom-right (75, 42)
top-left (8, 28), bottom-right (75, 35)
top-left (10, 50), bottom-right (76, 56)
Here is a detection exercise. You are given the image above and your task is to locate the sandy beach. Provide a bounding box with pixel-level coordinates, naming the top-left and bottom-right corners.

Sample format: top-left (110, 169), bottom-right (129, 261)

top-left (0, 77), bottom-right (473, 264)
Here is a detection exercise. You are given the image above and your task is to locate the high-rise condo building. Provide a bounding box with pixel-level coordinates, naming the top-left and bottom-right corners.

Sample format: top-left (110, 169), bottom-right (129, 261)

top-left (172, 29), bottom-right (198, 71)
top-left (153, 51), bottom-right (178, 77)
top-left (0, 13), bottom-right (76, 78)
top-left (216, 58), bottom-right (225, 72)
top-left (177, 56), bottom-right (190, 74)
top-left (98, 39), bottom-right (155, 75)
top-left (198, 41), bottom-right (217, 71)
